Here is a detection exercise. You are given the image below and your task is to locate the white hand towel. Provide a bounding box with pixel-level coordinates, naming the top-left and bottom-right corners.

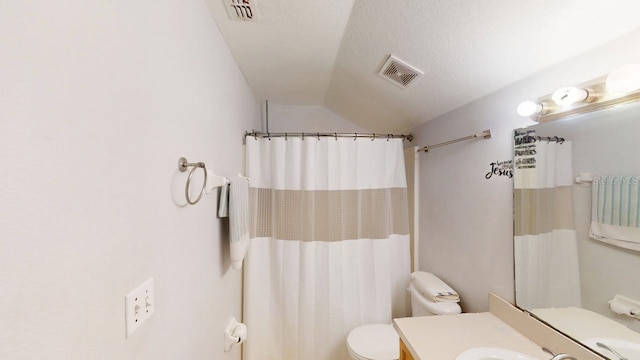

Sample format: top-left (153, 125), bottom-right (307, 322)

top-left (229, 176), bottom-right (250, 270)
top-left (411, 271), bottom-right (459, 303)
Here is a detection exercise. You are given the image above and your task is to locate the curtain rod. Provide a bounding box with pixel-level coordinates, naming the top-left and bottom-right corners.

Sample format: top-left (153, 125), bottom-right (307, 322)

top-left (418, 129), bottom-right (492, 152)
top-left (244, 131), bottom-right (413, 142)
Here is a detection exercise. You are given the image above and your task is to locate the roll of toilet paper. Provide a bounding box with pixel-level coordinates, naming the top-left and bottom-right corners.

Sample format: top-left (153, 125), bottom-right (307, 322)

top-left (231, 323), bottom-right (248, 344)
top-left (610, 299), bottom-right (630, 315)
top-left (609, 296), bottom-right (639, 317)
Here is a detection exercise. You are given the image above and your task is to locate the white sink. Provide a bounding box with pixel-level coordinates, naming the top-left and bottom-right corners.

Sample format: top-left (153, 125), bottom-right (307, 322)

top-left (583, 338), bottom-right (640, 360)
top-left (455, 347), bottom-right (540, 360)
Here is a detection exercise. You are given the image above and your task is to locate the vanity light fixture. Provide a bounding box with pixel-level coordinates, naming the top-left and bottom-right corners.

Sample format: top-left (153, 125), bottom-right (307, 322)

top-left (516, 100), bottom-right (547, 117)
top-left (516, 63), bottom-right (640, 123)
top-left (551, 87), bottom-right (592, 106)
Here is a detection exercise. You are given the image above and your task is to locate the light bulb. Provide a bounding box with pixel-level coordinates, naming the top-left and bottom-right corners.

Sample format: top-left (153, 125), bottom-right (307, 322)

top-left (552, 87), bottom-right (590, 105)
top-left (606, 64), bottom-right (640, 93)
top-left (516, 100), bottom-right (544, 117)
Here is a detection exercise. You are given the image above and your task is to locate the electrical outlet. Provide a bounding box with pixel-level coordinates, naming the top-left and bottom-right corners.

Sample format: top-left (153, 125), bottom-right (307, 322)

top-left (125, 278), bottom-right (154, 338)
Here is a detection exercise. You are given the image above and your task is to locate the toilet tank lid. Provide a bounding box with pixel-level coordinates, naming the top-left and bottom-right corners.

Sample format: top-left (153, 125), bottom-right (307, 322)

top-left (347, 324), bottom-right (398, 360)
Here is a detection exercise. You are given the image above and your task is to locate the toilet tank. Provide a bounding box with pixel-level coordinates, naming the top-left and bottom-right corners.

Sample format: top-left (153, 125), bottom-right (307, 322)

top-left (408, 283), bottom-right (461, 316)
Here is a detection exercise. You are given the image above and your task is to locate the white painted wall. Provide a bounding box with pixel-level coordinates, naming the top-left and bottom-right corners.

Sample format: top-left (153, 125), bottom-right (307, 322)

top-left (264, 104), bottom-right (369, 133)
top-left (411, 28), bottom-right (640, 313)
top-left (0, 1), bottom-right (259, 359)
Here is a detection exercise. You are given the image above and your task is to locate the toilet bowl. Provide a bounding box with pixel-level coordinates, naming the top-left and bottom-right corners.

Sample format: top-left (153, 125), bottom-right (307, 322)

top-left (346, 273), bottom-right (461, 360)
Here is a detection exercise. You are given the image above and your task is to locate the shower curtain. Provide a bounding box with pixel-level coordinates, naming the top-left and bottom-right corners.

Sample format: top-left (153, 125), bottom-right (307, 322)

top-left (243, 137), bottom-right (411, 360)
top-left (513, 131), bottom-right (581, 309)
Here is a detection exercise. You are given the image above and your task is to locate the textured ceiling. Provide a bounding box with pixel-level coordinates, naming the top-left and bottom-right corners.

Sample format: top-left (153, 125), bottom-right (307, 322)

top-left (206, 0), bottom-right (640, 133)
top-left (205, 0), bottom-right (354, 104)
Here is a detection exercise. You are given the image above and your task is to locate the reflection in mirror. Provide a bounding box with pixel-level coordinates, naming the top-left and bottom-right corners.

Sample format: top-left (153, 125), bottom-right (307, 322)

top-left (513, 101), bottom-right (640, 359)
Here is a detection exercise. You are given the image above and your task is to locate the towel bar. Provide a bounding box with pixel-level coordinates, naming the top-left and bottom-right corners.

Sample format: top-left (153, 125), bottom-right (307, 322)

top-left (178, 157), bottom-right (208, 205)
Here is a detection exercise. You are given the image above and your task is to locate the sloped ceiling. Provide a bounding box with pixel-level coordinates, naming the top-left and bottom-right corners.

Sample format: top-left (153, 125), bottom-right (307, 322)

top-left (206, 0), bottom-right (640, 133)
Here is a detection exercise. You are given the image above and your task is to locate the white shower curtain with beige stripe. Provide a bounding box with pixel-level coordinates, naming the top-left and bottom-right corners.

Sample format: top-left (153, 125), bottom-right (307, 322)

top-left (513, 131), bottom-right (581, 310)
top-left (243, 137), bottom-right (411, 360)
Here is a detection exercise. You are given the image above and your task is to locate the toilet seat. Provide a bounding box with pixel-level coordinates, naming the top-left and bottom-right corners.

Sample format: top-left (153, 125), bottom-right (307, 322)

top-left (346, 324), bottom-right (399, 360)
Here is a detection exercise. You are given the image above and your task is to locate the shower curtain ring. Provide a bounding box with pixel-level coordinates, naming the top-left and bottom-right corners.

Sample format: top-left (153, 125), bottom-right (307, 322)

top-left (387, 134), bottom-right (390, 141)
top-left (559, 137), bottom-right (565, 144)
top-left (285, 133), bottom-right (288, 141)
top-left (371, 133), bottom-right (375, 141)
top-left (334, 133), bottom-right (337, 140)
top-left (302, 132), bottom-right (305, 140)
top-left (317, 132), bottom-right (320, 141)
top-left (354, 133), bottom-right (357, 141)
top-left (268, 133), bottom-right (271, 141)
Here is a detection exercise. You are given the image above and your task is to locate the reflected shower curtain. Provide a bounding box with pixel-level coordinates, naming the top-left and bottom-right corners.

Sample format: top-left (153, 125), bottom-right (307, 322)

top-left (513, 131), bottom-right (581, 309)
top-left (244, 137), bottom-right (411, 360)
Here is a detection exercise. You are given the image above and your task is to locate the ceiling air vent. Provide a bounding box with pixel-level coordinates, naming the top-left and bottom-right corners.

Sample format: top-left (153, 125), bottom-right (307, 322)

top-left (225, 0), bottom-right (257, 21)
top-left (377, 55), bottom-right (424, 89)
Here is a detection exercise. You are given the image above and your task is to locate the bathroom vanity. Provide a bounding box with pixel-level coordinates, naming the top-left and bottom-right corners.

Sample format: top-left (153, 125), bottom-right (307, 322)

top-left (395, 313), bottom-right (548, 359)
top-left (393, 294), bottom-right (604, 360)
top-left (398, 339), bottom-right (414, 360)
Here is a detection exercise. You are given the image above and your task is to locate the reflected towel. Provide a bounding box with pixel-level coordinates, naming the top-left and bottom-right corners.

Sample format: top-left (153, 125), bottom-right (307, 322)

top-left (229, 176), bottom-right (250, 270)
top-left (411, 271), bottom-right (459, 303)
top-left (590, 176), bottom-right (640, 252)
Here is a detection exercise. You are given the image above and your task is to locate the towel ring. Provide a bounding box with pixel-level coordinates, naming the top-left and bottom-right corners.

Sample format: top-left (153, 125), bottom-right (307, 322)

top-left (178, 157), bottom-right (208, 205)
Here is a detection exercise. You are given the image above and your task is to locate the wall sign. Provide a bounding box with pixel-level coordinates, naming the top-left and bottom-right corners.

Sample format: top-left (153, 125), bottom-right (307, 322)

top-left (485, 159), bottom-right (513, 179)
top-left (514, 129), bottom-right (537, 170)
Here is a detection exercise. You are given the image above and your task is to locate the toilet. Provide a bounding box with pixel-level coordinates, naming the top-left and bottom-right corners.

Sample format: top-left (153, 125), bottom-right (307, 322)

top-left (346, 272), bottom-right (461, 360)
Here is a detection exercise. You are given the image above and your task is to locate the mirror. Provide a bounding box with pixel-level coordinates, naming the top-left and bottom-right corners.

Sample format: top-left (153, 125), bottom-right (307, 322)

top-left (513, 101), bottom-right (640, 358)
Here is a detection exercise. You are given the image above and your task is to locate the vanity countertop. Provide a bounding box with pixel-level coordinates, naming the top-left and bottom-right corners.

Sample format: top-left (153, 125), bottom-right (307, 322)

top-left (393, 312), bottom-right (551, 360)
top-left (532, 306), bottom-right (640, 344)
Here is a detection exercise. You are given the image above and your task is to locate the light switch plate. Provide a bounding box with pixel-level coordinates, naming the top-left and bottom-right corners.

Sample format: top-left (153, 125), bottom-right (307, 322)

top-left (125, 278), bottom-right (154, 338)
